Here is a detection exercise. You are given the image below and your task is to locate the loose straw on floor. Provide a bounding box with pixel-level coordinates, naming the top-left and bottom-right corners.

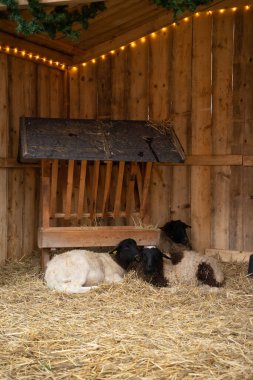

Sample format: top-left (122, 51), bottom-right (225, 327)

top-left (0, 256), bottom-right (252, 379)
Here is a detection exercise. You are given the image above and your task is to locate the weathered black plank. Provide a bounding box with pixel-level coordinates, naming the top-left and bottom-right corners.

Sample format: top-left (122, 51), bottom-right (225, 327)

top-left (19, 117), bottom-right (185, 163)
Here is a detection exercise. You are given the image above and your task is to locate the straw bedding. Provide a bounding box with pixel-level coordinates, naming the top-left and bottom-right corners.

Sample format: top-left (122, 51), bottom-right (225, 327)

top-left (0, 255), bottom-right (252, 380)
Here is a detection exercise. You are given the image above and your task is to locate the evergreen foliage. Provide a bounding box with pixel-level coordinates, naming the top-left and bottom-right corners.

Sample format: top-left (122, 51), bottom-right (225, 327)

top-left (0, 0), bottom-right (213, 39)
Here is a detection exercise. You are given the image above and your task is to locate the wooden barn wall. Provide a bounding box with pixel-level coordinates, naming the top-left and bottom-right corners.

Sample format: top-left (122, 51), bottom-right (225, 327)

top-left (0, 54), bottom-right (66, 263)
top-left (69, 8), bottom-right (253, 253)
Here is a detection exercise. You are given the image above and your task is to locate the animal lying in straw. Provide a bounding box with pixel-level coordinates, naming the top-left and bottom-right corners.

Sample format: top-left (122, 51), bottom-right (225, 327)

top-left (44, 238), bottom-right (139, 293)
top-left (134, 245), bottom-right (224, 288)
top-left (128, 246), bottom-right (169, 288)
top-left (158, 219), bottom-right (224, 286)
top-left (163, 247), bottom-right (224, 287)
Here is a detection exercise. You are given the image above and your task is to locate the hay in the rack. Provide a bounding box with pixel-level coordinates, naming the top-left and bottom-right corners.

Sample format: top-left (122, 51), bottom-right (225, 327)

top-left (147, 119), bottom-right (174, 135)
top-left (0, 255), bottom-right (252, 379)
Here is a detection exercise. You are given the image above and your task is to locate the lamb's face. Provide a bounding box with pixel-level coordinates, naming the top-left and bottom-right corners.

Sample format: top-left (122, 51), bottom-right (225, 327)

top-left (113, 239), bottom-right (140, 269)
top-left (142, 247), bottom-right (163, 274)
top-left (161, 220), bottom-right (191, 248)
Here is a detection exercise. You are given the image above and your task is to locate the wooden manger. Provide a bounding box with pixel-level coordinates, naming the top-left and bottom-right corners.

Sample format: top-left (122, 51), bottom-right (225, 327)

top-left (19, 117), bottom-right (185, 268)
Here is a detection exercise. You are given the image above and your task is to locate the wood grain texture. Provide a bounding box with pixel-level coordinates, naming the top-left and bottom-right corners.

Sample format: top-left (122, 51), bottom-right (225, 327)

top-left (242, 8), bottom-right (253, 251)
top-left (20, 118), bottom-right (185, 163)
top-left (229, 9), bottom-right (246, 250)
top-left (211, 12), bottom-right (234, 250)
top-left (0, 54), bottom-right (8, 263)
top-left (38, 226), bottom-right (161, 248)
top-left (191, 14), bottom-right (212, 253)
top-left (148, 28), bottom-right (173, 227)
top-left (171, 20), bottom-right (192, 224)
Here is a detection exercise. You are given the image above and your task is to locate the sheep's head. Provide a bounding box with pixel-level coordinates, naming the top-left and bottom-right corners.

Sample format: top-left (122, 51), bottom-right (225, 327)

top-left (110, 238), bottom-right (140, 269)
top-left (142, 246), bottom-right (167, 274)
top-left (160, 220), bottom-right (191, 248)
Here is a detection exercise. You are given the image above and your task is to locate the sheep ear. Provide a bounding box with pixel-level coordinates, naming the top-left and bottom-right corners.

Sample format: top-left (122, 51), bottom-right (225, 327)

top-left (162, 253), bottom-right (172, 260)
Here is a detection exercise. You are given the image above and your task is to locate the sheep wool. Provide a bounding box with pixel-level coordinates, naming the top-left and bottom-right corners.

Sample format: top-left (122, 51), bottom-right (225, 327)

top-left (45, 250), bottom-right (125, 293)
top-left (163, 250), bottom-right (224, 287)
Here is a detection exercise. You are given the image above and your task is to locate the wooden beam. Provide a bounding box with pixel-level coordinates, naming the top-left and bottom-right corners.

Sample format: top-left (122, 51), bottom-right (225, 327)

top-left (0, 158), bottom-right (39, 168)
top-left (73, 12), bottom-right (173, 63)
top-left (158, 155), bottom-right (243, 166)
top-left (73, 0), bottom-right (251, 64)
top-left (0, 0), bottom-right (102, 10)
top-left (205, 248), bottom-right (252, 263)
top-left (243, 155), bottom-right (253, 166)
top-left (38, 226), bottom-right (161, 248)
top-left (0, 155), bottom-right (247, 168)
top-left (0, 31), bottom-right (73, 65)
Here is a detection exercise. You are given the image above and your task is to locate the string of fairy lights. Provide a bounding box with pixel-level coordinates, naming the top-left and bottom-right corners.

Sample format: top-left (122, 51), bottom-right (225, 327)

top-left (0, 4), bottom-right (251, 72)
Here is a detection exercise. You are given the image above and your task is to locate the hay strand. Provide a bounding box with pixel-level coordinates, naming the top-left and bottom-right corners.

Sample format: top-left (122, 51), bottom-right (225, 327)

top-left (0, 256), bottom-right (252, 379)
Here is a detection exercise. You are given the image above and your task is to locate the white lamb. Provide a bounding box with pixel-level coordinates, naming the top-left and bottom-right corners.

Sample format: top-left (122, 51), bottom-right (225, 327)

top-left (44, 239), bottom-right (139, 293)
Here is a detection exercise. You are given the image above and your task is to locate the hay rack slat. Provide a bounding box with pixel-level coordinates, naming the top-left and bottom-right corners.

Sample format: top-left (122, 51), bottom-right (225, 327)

top-left (19, 117), bottom-right (185, 268)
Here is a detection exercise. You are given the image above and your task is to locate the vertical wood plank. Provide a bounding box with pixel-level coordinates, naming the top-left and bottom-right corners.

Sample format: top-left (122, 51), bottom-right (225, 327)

top-left (127, 40), bottom-right (148, 120)
top-left (127, 39), bottom-right (149, 224)
top-left (136, 164), bottom-right (143, 206)
top-left (125, 162), bottom-right (138, 218)
top-left (149, 29), bottom-right (173, 227)
top-left (22, 61), bottom-right (38, 256)
top-left (77, 160), bottom-right (87, 219)
top-left (49, 68), bottom-right (65, 118)
top-left (50, 160), bottom-right (59, 216)
top-left (69, 67), bottom-right (80, 118)
top-left (171, 20), bottom-right (192, 224)
top-left (0, 53), bottom-right (8, 263)
top-left (79, 63), bottom-right (97, 119)
top-left (230, 10), bottom-right (245, 250)
top-left (37, 65), bottom-right (51, 117)
top-left (111, 50), bottom-right (128, 224)
top-left (64, 160), bottom-right (75, 219)
top-left (90, 160), bottom-right (100, 220)
top-left (41, 160), bottom-right (51, 228)
top-left (97, 57), bottom-right (112, 119)
top-left (8, 57), bottom-right (25, 259)
top-left (111, 50), bottom-right (127, 120)
top-left (114, 161), bottom-right (125, 217)
top-left (242, 8), bottom-right (253, 250)
top-left (102, 161), bottom-right (113, 216)
top-left (211, 12), bottom-right (234, 250)
top-left (140, 162), bottom-right (153, 219)
top-left (191, 14), bottom-right (212, 253)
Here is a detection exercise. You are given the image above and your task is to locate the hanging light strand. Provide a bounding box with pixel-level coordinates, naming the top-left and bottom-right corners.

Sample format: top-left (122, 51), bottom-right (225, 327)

top-left (0, 44), bottom-right (66, 70)
top-left (0, 4), bottom-right (250, 72)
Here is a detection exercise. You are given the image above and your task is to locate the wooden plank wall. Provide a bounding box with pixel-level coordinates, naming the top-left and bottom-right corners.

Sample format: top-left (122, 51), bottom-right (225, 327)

top-left (1, 8), bottom-right (253, 260)
top-left (69, 7), bottom-right (253, 253)
top-left (0, 54), bottom-right (66, 262)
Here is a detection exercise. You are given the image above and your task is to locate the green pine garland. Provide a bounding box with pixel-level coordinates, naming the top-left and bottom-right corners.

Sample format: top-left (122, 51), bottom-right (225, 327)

top-left (152, 0), bottom-right (214, 17)
top-left (0, 0), bottom-right (106, 39)
top-left (0, 0), bottom-right (213, 39)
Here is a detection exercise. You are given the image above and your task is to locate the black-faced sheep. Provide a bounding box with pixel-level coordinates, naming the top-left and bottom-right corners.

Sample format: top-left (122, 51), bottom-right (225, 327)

top-left (128, 246), bottom-right (169, 288)
top-left (160, 220), bottom-right (192, 249)
top-left (44, 238), bottom-right (139, 293)
top-left (159, 220), bottom-right (224, 287)
top-left (137, 245), bottom-right (224, 288)
top-left (164, 249), bottom-right (224, 287)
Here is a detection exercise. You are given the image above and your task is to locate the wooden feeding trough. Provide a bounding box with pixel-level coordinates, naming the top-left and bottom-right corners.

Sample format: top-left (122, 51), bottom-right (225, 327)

top-left (20, 117), bottom-right (185, 268)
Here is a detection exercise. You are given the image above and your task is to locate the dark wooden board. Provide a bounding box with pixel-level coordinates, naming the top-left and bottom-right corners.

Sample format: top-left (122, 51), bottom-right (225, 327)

top-left (19, 117), bottom-right (185, 163)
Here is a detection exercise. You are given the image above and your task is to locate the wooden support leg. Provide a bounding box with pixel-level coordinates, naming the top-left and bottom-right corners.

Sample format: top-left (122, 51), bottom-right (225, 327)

top-left (41, 248), bottom-right (50, 271)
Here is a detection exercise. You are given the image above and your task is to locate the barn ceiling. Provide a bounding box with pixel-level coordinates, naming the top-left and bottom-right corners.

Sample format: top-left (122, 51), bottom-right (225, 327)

top-left (0, 0), bottom-right (249, 66)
